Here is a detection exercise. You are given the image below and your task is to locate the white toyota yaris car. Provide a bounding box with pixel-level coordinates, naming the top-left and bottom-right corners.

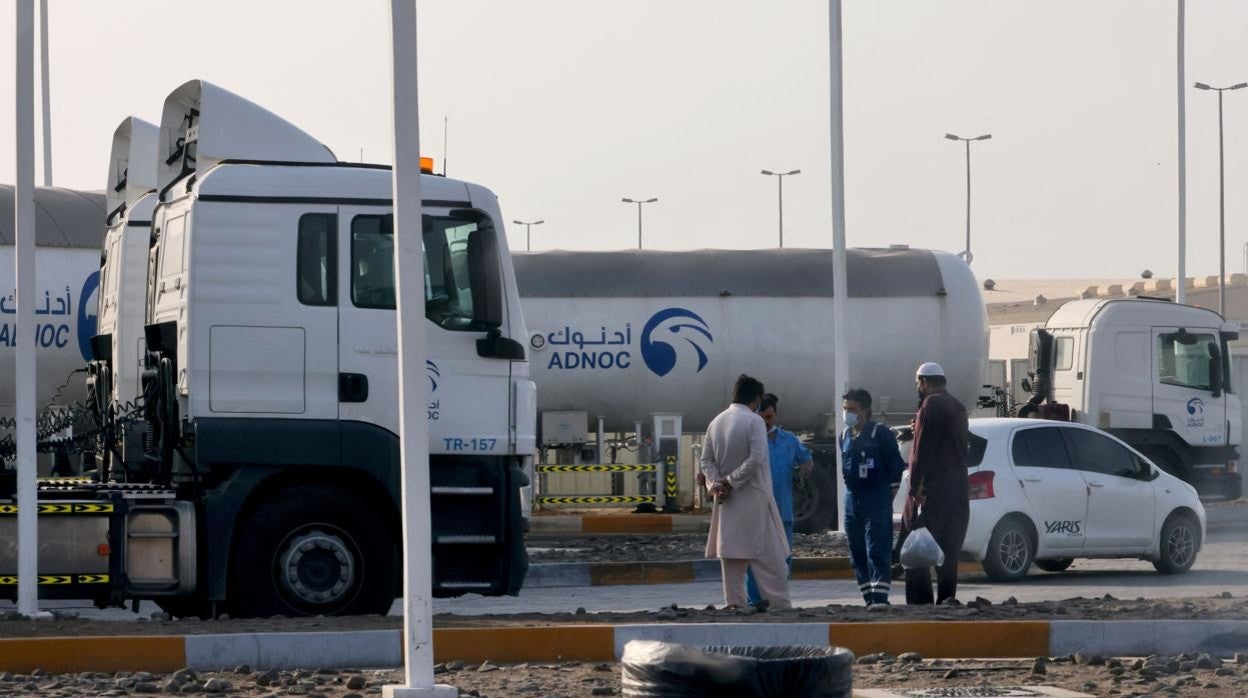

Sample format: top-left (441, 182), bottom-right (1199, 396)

top-left (894, 418), bottom-right (1207, 582)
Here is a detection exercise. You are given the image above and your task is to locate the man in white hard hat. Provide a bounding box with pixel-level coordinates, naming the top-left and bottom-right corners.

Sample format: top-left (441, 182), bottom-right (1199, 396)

top-left (899, 362), bottom-right (970, 605)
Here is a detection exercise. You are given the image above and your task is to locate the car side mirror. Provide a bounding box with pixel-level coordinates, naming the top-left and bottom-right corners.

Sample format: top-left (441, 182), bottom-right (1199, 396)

top-left (1208, 342), bottom-right (1224, 398)
top-left (1021, 379), bottom-right (1032, 393)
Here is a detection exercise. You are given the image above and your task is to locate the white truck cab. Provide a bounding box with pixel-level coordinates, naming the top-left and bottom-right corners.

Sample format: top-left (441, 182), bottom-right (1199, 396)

top-left (1024, 297), bottom-right (1241, 500)
top-left (90, 117), bottom-right (159, 465)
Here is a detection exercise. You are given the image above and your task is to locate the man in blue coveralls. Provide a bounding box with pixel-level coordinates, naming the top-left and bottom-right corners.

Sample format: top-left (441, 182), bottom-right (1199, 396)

top-left (841, 388), bottom-right (907, 606)
top-left (746, 393), bottom-right (814, 608)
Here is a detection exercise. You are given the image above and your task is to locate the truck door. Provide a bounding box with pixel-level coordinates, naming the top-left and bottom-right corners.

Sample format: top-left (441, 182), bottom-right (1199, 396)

top-left (336, 207), bottom-right (511, 454)
top-left (1153, 327), bottom-right (1226, 452)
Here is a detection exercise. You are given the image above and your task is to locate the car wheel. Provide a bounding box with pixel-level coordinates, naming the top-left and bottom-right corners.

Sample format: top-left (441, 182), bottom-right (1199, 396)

top-left (1153, 513), bottom-right (1200, 575)
top-left (981, 517), bottom-right (1034, 582)
top-left (232, 485), bottom-right (397, 618)
top-left (792, 464), bottom-right (838, 534)
top-left (1034, 558), bottom-right (1073, 573)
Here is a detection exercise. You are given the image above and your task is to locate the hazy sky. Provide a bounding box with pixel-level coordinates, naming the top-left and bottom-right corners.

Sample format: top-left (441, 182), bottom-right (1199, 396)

top-left (3, 1), bottom-right (1248, 279)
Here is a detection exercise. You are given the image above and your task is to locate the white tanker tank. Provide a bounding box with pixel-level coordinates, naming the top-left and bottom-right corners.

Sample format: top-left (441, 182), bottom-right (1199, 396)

top-left (0, 185), bottom-right (105, 419)
top-left (516, 247), bottom-right (987, 433)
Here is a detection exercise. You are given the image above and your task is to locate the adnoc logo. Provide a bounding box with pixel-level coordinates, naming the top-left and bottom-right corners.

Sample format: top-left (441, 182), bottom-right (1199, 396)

top-left (427, 360), bottom-right (440, 393)
top-left (1186, 397), bottom-right (1206, 428)
top-left (640, 307), bottom-right (713, 377)
top-left (77, 271), bottom-right (100, 362)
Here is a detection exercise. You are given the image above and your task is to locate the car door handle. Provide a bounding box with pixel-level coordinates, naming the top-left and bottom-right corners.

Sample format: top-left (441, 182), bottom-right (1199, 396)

top-left (1088, 483), bottom-right (1105, 488)
top-left (1023, 478), bottom-right (1042, 483)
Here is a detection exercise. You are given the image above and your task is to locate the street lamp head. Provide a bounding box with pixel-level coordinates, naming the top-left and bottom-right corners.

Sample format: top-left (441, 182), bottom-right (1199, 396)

top-left (975, 134), bottom-right (992, 141)
top-left (622, 198), bottom-right (635, 203)
top-left (1233, 83), bottom-right (1248, 90)
top-left (644, 198), bottom-right (658, 204)
top-left (761, 169), bottom-right (775, 176)
top-left (944, 133), bottom-right (960, 141)
top-left (534, 220), bottom-right (545, 225)
top-left (1194, 82), bottom-right (1212, 90)
top-left (512, 220), bottom-right (523, 225)
top-left (785, 169), bottom-right (802, 176)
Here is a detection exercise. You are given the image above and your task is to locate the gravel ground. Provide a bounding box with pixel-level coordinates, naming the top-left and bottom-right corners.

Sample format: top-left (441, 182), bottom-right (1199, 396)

top-left (3, 652), bottom-right (1247, 696)
top-left (2, 595), bottom-right (1245, 637)
top-left (527, 532), bottom-right (847, 564)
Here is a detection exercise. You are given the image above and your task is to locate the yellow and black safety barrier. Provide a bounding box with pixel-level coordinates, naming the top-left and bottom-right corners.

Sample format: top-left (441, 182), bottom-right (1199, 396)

top-left (536, 464), bottom-right (656, 474)
top-left (535, 495), bottom-right (657, 505)
top-left (0, 502), bottom-right (115, 515)
top-left (0, 574), bottom-right (111, 585)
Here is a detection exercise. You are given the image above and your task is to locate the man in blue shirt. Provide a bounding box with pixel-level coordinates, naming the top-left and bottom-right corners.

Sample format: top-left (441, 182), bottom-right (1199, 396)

top-left (842, 387), bottom-right (907, 606)
top-left (746, 393), bottom-right (813, 608)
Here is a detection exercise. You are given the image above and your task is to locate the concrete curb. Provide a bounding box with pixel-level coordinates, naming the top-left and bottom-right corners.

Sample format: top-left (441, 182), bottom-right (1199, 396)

top-left (4, 619), bottom-right (1243, 672)
top-left (524, 557), bottom-right (982, 589)
top-left (528, 514), bottom-right (710, 535)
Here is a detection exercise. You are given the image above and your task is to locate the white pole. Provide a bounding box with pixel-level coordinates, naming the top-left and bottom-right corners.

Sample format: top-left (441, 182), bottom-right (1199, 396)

top-left (828, 0), bottom-right (848, 531)
top-left (15, 0), bottom-right (43, 619)
top-left (38, 0), bottom-right (51, 187)
top-left (385, 2), bottom-right (453, 696)
top-left (1176, 0), bottom-right (1187, 304)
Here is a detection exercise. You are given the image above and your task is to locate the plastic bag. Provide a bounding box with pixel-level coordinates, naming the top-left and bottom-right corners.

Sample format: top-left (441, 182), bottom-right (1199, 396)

top-left (621, 640), bottom-right (853, 698)
top-left (899, 526), bottom-right (945, 569)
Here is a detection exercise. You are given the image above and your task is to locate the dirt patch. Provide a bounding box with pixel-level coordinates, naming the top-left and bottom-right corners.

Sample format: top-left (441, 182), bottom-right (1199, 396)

top-left (6, 653), bottom-right (1248, 697)
top-left (528, 532), bottom-right (846, 564)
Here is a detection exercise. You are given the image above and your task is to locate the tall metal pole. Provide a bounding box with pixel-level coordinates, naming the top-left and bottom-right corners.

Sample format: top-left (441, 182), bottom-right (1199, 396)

top-left (1218, 88), bottom-right (1226, 315)
top-left (1177, 0), bottom-right (1187, 305)
top-left (527, 224), bottom-right (531, 252)
top-left (15, 0), bottom-right (42, 619)
top-left (386, 1), bottom-right (452, 696)
top-left (964, 139), bottom-right (971, 262)
top-left (38, 0), bottom-right (51, 186)
top-left (828, 0), bottom-right (849, 532)
top-left (637, 202), bottom-right (643, 249)
top-left (778, 175), bottom-right (785, 248)
top-left (442, 115), bottom-right (448, 177)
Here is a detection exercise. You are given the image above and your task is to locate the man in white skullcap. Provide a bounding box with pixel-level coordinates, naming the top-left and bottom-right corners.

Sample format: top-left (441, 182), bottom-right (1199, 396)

top-left (899, 362), bottom-right (970, 605)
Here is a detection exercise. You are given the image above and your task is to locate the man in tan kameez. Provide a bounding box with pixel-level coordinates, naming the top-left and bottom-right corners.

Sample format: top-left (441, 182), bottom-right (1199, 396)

top-left (701, 374), bottom-right (792, 610)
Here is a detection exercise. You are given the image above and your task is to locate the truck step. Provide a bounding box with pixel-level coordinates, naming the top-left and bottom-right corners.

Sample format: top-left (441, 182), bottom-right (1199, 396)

top-left (431, 486), bottom-right (494, 496)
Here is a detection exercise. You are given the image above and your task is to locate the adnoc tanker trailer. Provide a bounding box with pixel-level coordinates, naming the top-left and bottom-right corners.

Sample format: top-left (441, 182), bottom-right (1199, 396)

top-left (514, 247), bottom-right (988, 531)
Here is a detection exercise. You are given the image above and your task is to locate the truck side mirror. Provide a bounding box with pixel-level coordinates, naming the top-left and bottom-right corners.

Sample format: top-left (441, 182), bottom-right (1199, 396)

top-left (1209, 342), bottom-right (1224, 398)
top-left (1021, 379), bottom-right (1032, 393)
top-left (467, 225), bottom-right (503, 330)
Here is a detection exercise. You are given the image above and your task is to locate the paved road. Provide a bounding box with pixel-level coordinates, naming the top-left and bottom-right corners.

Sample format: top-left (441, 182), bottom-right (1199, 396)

top-left (9, 526), bottom-right (1246, 622)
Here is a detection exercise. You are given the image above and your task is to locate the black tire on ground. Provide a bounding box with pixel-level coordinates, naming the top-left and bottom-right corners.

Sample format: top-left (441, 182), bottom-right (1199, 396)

top-left (981, 517), bottom-right (1035, 582)
top-left (231, 485), bottom-right (396, 618)
top-left (792, 465), bottom-right (838, 534)
top-left (1153, 512), bottom-right (1200, 575)
top-left (1034, 558), bottom-right (1074, 573)
top-left (622, 641), bottom-right (854, 697)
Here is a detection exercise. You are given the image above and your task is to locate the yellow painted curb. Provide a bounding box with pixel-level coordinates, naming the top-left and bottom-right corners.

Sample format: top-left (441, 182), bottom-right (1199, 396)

top-left (0, 635), bottom-right (187, 674)
top-left (433, 626), bottom-right (616, 663)
top-left (582, 515), bottom-right (674, 534)
top-left (589, 561), bottom-right (697, 586)
top-left (829, 621), bottom-right (1050, 658)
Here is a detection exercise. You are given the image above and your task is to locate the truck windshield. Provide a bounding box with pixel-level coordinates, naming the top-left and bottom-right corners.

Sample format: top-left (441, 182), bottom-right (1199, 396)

top-left (1157, 331), bottom-right (1218, 391)
top-left (350, 212), bottom-right (498, 332)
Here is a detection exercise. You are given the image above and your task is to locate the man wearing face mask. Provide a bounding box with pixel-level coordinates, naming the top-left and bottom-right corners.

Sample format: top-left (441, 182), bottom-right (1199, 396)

top-left (745, 393), bottom-right (814, 608)
top-left (841, 388), bottom-right (907, 606)
top-left (900, 362), bottom-right (970, 605)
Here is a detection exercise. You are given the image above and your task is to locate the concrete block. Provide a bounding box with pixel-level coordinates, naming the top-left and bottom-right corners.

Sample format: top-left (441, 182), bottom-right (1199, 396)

top-left (186, 631), bottom-right (402, 671)
top-left (1099, 284), bottom-right (1125, 297)
top-left (1077, 286), bottom-right (1098, 299)
top-left (1145, 279), bottom-right (1173, 292)
top-left (524, 562), bottom-right (593, 589)
top-left (1196, 275), bottom-right (1222, 289)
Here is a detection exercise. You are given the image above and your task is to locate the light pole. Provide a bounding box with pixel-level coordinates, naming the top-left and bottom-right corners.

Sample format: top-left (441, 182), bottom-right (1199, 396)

top-left (622, 197), bottom-right (657, 249)
top-left (512, 219), bottom-right (544, 252)
top-left (761, 169), bottom-right (801, 247)
top-left (1194, 81), bottom-right (1247, 315)
top-left (945, 132), bottom-right (992, 264)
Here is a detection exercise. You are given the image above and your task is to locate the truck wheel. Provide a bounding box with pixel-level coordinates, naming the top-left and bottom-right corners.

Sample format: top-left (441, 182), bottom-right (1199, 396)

top-left (1034, 558), bottom-right (1073, 573)
top-left (981, 517), bottom-right (1034, 582)
top-left (1153, 512), bottom-right (1200, 575)
top-left (792, 466), bottom-right (838, 534)
top-left (232, 485), bottom-right (396, 618)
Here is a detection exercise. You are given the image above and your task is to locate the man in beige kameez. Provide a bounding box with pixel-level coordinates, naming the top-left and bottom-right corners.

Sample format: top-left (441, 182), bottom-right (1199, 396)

top-left (701, 374), bottom-right (792, 610)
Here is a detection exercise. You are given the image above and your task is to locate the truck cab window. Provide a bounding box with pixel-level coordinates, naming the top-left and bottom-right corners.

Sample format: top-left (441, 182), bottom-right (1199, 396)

top-left (297, 213), bottom-right (336, 306)
top-left (1157, 332), bottom-right (1217, 391)
top-left (1054, 336), bottom-right (1073, 371)
top-left (350, 213), bottom-right (499, 332)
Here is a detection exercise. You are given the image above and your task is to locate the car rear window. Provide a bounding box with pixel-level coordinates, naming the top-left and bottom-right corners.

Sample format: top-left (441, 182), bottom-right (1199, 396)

top-left (1011, 426), bottom-right (1072, 469)
top-left (967, 433), bottom-right (987, 468)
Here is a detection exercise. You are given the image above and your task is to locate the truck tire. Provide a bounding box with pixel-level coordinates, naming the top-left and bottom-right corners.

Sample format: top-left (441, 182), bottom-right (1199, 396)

top-left (1153, 512), bottom-right (1200, 575)
top-left (1034, 558), bottom-right (1073, 573)
top-left (232, 485), bottom-right (396, 618)
top-left (981, 517), bottom-right (1034, 582)
top-left (793, 466), bottom-right (838, 534)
